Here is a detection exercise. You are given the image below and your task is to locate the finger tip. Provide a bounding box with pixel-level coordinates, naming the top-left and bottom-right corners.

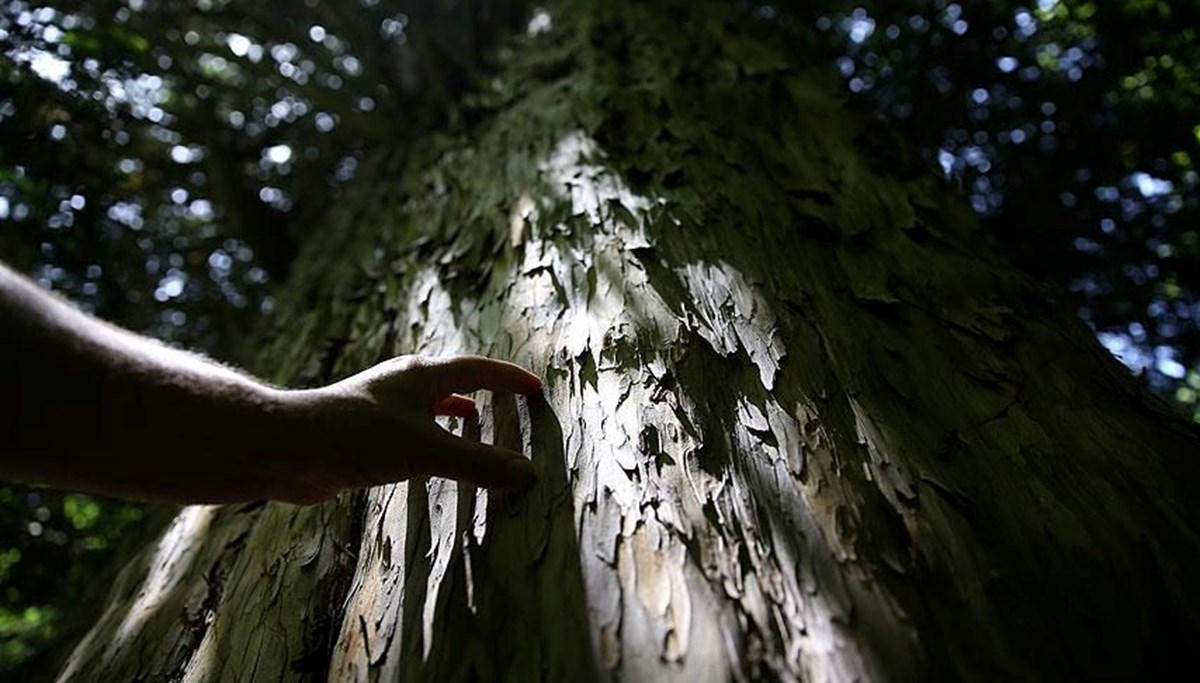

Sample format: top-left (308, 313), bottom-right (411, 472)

top-left (522, 375), bottom-right (544, 394)
top-left (504, 457), bottom-right (536, 489)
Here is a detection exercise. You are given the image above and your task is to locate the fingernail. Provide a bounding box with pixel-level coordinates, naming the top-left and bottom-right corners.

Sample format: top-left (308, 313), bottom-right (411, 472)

top-left (505, 458), bottom-right (536, 489)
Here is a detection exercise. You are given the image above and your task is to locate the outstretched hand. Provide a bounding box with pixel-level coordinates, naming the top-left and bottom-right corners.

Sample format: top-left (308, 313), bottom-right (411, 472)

top-left (270, 355), bottom-right (542, 504)
top-left (2, 262), bottom-right (543, 505)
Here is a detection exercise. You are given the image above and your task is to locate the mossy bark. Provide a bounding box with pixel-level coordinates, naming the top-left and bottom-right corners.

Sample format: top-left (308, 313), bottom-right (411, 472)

top-left (58, 1), bottom-right (1200, 681)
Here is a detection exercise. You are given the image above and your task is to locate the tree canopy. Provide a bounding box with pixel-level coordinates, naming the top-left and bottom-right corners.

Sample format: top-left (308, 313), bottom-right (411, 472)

top-left (1, 0), bottom-right (1198, 670)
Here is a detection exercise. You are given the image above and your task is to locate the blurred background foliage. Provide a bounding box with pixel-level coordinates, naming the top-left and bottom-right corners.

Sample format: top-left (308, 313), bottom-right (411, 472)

top-left (1, 0), bottom-right (1197, 671)
top-left (805, 0), bottom-right (1200, 404)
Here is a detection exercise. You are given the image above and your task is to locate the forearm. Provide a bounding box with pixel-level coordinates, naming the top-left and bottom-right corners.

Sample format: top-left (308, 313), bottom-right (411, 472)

top-left (1, 262), bottom-right (540, 503)
top-left (0, 263), bottom-right (293, 500)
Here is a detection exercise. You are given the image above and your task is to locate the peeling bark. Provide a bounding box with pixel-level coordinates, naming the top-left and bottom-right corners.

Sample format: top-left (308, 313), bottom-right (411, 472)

top-left (59, 1), bottom-right (1200, 681)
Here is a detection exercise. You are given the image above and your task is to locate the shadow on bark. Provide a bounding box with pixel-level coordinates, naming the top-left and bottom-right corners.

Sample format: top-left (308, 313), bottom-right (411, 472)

top-left (408, 391), bottom-right (598, 682)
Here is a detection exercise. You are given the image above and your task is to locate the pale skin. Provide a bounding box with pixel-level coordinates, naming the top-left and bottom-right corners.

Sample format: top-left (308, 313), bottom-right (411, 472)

top-left (0, 262), bottom-right (540, 505)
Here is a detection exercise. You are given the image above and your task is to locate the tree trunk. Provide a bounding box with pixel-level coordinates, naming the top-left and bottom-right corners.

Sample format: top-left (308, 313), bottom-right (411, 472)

top-left (56, 2), bottom-right (1200, 681)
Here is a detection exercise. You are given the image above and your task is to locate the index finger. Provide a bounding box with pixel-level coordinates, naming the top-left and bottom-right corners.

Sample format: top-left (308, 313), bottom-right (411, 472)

top-left (405, 418), bottom-right (537, 490)
top-left (419, 355), bottom-right (542, 399)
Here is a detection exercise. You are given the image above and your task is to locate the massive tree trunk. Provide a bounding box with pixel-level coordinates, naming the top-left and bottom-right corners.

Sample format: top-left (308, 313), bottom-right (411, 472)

top-left (55, 1), bottom-right (1200, 681)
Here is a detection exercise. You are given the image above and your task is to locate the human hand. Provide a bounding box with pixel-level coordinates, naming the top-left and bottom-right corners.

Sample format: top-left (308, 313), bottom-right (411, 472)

top-left (269, 355), bottom-right (543, 504)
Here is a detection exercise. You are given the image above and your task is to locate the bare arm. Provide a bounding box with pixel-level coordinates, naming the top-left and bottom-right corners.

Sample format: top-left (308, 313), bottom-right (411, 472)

top-left (0, 262), bottom-right (539, 504)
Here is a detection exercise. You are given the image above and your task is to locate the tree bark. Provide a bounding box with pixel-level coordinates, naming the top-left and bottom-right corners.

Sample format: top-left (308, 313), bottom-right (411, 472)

top-left (57, 1), bottom-right (1200, 681)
